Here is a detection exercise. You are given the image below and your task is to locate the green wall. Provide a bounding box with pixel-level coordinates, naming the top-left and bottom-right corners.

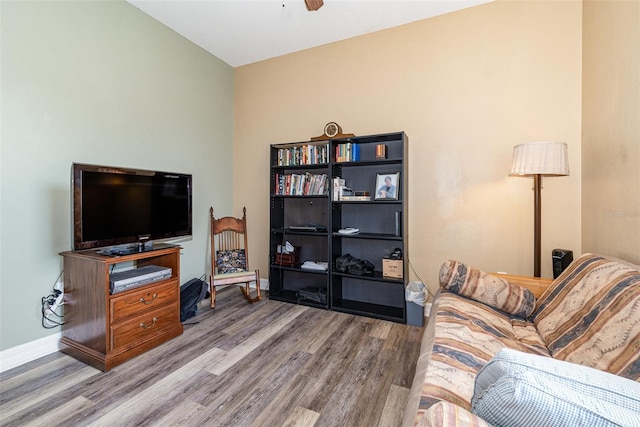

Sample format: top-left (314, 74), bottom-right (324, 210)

top-left (0, 1), bottom-right (234, 351)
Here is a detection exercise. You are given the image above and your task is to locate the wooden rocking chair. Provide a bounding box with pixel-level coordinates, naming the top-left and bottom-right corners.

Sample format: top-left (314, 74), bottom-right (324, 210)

top-left (209, 207), bottom-right (261, 308)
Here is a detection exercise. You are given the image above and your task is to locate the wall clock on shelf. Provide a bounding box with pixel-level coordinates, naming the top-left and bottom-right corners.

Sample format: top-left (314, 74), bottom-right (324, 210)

top-left (324, 122), bottom-right (340, 138)
top-left (311, 122), bottom-right (355, 141)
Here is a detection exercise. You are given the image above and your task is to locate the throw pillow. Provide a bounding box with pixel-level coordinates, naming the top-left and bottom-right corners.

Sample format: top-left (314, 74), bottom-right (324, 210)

top-left (439, 260), bottom-right (536, 317)
top-left (216, 249), bottom-right (247, 274)
top-left (471, 348), bottom-right (640, 427)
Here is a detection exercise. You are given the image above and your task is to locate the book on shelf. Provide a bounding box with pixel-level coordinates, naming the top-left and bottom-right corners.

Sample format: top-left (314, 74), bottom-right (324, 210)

top-left (340, 195), bottom-right (371, 201)
top-left (335, 142), bottom-right (360, 162)
top-left (277, 143), bottom-right (329, 166)
top-left (332, 177), bottom-right (345, 200)
top-left (274, 172), bottom-right (328, 196)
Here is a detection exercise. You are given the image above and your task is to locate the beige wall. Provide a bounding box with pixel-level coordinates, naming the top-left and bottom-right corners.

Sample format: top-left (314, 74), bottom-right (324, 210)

top-left (1, 1), bottom-right (234, 351)
top-left (234, 0), bottom-right (583, 294)
top-left (582, 0), bottom-right (640, 264)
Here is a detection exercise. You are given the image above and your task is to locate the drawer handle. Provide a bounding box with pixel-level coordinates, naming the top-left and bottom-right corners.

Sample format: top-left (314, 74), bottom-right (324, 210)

top-left (139, 317), bottom-right (158, 329)
top-left (139, 294), bottom-right (158, 305)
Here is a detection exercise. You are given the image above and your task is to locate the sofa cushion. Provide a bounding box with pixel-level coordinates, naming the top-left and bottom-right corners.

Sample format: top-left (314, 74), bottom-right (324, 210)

top-left (413, 292), bottom-right (549, 422)
top-left (418, 401), bottom-right (492, 427)
top-left (471, 348), bottom-right (640, 427)
top-left (531, 253), bottom-right (640, 380)
top-left (439, 260), bottom-right (536, 317)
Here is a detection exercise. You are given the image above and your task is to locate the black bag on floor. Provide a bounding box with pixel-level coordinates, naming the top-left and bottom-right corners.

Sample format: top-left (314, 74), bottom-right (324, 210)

top-left (180, 278), bottom-right (208, 322)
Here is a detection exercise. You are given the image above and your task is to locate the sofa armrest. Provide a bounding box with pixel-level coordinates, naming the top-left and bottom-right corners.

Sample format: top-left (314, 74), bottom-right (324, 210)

top-left (493, 273), bottom-right (553, 299)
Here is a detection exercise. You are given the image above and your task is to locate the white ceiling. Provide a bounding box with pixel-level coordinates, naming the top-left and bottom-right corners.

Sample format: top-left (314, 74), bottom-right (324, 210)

top-left (127, 0), bottom-right (492, 67)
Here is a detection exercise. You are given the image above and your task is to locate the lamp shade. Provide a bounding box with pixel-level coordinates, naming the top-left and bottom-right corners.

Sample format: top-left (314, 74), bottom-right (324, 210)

top-left (510, 141), bottom-right (570, 176)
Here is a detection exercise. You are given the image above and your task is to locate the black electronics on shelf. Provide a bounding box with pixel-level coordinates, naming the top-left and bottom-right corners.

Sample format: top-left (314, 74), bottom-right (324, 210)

top-left (552, 249), bottom-right (573, 278)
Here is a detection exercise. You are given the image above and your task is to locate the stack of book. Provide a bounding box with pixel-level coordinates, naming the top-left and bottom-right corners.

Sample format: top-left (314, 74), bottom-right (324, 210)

top-left (277, 144), bottom-right (329, 166)
top-left (332, 177), bottom-right (371, 201)
top-left (274, 172), bottom-right (328, 196)
top-left (335, 142), bottom-right (360, 162)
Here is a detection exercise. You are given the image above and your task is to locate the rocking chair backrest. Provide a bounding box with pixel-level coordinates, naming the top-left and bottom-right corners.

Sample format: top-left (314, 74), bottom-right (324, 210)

top-left (210, 207), bottom-right (250, 273)
top-left (208, 206), bottom-right (261, 308)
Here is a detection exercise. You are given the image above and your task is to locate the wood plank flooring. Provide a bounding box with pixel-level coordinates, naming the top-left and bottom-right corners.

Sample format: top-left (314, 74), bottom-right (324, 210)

top-left (0, 287), bottom-right (423, 427)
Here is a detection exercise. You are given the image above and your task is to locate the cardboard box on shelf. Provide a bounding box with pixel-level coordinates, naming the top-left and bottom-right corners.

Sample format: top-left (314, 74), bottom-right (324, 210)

top-left (382, 259), bottom-right (403, 279)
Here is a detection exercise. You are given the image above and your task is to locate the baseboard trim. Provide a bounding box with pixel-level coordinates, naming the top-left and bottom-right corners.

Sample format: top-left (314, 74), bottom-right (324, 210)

top-left (0, 332), bottom-right (62, 373)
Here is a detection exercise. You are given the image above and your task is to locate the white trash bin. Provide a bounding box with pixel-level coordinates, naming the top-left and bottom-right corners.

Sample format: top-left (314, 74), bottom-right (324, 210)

top-left (405, 281), bottom-right (427, 326)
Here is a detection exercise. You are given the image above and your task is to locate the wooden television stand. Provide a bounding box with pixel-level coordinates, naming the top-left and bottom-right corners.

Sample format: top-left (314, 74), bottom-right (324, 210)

top-left (59, 244), bottom-right (183, 371)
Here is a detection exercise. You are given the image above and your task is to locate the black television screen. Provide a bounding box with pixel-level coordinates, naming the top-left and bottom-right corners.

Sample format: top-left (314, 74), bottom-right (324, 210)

top-left (72, 163), bottom-right (192, 251)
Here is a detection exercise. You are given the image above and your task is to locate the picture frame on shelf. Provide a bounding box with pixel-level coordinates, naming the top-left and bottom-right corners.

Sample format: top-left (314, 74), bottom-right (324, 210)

top-left (375, 172), bottom-right (400, 200)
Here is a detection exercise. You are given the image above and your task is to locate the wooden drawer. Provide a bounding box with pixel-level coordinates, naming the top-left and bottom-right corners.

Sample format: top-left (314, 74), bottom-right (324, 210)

top-left (110, 304), bottom-right (178, 351)
top-left (110, 280), bottom-right (178, 323)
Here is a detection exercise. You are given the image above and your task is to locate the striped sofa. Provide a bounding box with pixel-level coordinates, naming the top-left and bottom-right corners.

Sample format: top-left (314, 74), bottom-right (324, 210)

top-left (403, 253), bottom-right (640, 427)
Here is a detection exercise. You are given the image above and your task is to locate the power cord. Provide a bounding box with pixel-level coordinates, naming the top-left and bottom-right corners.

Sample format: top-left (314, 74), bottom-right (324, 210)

top-left (408, 258), bottom-right (435, 301)
top-left (41, 270), bottom-right (64, 328)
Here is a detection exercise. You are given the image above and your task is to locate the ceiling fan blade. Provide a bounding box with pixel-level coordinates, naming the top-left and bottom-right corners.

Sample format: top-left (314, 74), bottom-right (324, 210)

top-left (305, 0), bottom-right (324, 11)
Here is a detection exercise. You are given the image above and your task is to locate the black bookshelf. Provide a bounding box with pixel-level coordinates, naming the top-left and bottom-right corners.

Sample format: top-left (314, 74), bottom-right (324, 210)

top-left (269, 132), bottom-right (408, 323)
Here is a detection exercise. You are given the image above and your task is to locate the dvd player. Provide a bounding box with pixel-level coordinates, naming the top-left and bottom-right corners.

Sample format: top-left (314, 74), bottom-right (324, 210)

top-left (288, 223), bottom-right (327, 232)
top-left (109, 265), bottom-right (172, 294)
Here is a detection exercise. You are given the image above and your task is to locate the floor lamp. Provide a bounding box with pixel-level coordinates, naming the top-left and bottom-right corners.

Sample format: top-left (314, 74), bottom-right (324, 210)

top-left (510, 142), bottom-right (569, 277)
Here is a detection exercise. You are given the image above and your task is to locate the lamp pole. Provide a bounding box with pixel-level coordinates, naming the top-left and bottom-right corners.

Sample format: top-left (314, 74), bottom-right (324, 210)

top-left (533, 174), bottom-right (542, 277)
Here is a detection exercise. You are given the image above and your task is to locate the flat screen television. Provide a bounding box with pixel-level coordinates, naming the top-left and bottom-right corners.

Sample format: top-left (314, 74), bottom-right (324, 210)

top-left (72, 163), bottom-right (192, 253)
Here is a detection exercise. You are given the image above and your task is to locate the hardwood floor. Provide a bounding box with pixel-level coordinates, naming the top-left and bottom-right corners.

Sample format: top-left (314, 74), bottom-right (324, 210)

top-left (0, 287), bottom-right (423, 427)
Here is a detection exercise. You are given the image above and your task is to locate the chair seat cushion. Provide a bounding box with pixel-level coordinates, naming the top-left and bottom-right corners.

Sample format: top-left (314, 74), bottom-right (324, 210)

top-left (214, 270), bottom-right (255, 280)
